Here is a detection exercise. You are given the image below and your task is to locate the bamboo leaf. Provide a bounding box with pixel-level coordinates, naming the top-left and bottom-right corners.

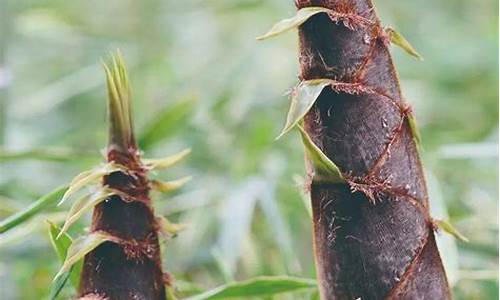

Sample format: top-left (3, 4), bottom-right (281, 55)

top-left (143, 148), bottom-right (191, 170)
top-left (57, 189), bottom-right (115, 239)
top-left (48, 222), bottom-right (82, 293)
top-left (58, 163), bottom-right (122, 206)
top-left (298, 126), bottom-right (344, 183)
top-left (157, 215), bottom-right (187, 238)
top-left (434, 219), bottom-right (469, 243)
top-left (0, 185), bottom-right (68, 234)
top-left (54, 231), bottom-right (117, 280)
top-left (385, 27), bottom-right (423, 60)
top-left (151, 176), bottom-right (192, 193)
top-left (184, 276), bottom-right (317, 300)
top-left (257, 7), bottom-right (330, 40)
top-left (277, 79), bottom-right (331, 139)
top-left (139, 96), bottom-right (197, 150)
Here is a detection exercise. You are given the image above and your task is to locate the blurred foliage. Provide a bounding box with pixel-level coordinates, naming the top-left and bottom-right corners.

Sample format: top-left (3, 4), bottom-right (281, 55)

top-left (0, 0), bottom-right (497, 299)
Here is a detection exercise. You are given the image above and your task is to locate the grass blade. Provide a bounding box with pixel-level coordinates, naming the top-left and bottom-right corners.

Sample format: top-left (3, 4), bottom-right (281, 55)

top-left (184, 276), bottom-right (317, 300)
top-left (0, 185), bottom-right (68, 234)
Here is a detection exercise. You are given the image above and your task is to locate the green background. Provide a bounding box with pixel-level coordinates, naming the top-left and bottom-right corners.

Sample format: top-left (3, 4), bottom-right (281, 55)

top-left (0, 0), bottom-right (497, 299)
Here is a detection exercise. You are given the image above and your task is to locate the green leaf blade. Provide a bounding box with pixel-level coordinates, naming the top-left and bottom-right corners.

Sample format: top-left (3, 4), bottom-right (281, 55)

top-left (0, 185), bottom-right (68, 234)
top-left (298, 126), bottom-right (344, 183)
top-left (277, 79), bottom-right (332, 139)
top-left (184, 276), bottom-right (317, 300)
top-left (257, 7), bottom-right (331, 40)
top-left (386, 27), bottom-right (423, 60)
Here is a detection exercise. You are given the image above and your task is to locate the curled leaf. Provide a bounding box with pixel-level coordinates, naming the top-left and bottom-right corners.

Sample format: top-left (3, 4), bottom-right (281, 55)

top-left (277, 80), bottom-right (332, 139)
top-left (385, 27), bottom-right (423, 60)
top-left (151, 176), bottom-right (192, 193)
top-left (434, 219), bottom-right (469, 243)
top-left (143, 148), bottom-right (191, 170)
top-left (57, 189), bottom-right (116, 239)
top-left (54, 231), bottom-right (118, 280)
top-left (58, 163), bottom-right (123, 206)
top-left (157, 215), bottom-right (187, 238)
top-left (257, 7), bottom-right (330, 40)
top-left (298, 126), bottom-right (344, 183)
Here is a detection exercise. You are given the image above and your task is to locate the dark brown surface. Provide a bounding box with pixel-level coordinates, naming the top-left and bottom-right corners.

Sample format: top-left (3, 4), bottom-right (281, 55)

top-left (79, 149), bottom-right (166, 300)
top-left (296, 0), bottom-right (451, 299)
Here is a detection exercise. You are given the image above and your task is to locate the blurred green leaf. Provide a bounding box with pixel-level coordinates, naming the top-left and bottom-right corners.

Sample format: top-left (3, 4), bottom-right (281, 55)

top-left (184, 276), bottom-right (317, 300)
top-left (0, 185), bottom-right (68, 234)
top-left (257, 7), bottom-right (330, 40)
top-left (0, 148), bottom-right (97, 162)
top-left (139, 97), bottom-right (196, 150)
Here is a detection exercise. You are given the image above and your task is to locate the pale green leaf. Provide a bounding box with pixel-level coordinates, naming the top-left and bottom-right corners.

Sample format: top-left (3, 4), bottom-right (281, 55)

top-left (277, 79), bottom-right (332, 139)
top-left (151, 176), bottom-right (192, 193)
top-left (184, 276), bottom-right (317, 300)
top-left (435, 219), bottom-right (469, 243)
top-left (157, 215), bottom-right (187, 238)
top-left (48, 222), bottom-right (82, 293)
top-left (257, 7), bottom-right (330, 40)
top-left (143, 148), bottom-right (191, 170)
top-left (0, 185), bottom-right (68, 234)
top-left (58, 163), bottom-right (122, 206)
top-left (54, 231), bottom-right (118, 280)
top-left (57, 189), bottom-right (115, 239)
top-left (298, 126), bottom-right (344, 183)
top-left (386, 27), bottom-right (423, 60)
